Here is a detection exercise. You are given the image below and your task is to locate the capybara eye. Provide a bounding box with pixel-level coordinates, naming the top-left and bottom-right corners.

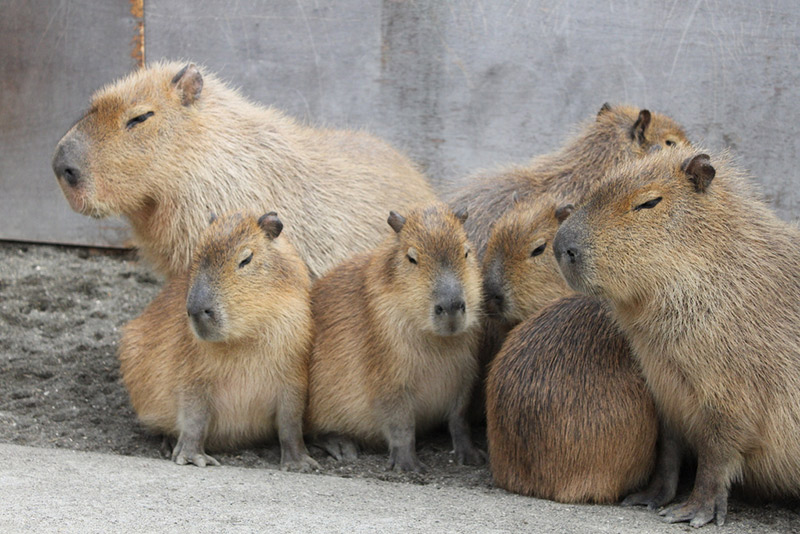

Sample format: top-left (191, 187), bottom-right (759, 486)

top-left (465, 248), bottom-right (470, 259)
top-left (126, 111), bottom-right (154, 129)
top-left (531, 243), bottom-right (546, 257)
top-left (238, 252), bottom-right (253, 268)
top-left (633, 197), bottom-right (663, 211)
top-left (407, 254), bottom-right (417, 265)
top-left (665, 139), bottom-right (676, 147)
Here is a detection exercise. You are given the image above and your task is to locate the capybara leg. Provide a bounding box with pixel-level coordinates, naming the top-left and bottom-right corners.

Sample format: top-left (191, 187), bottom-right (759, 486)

top-left (659, 447), bottom-right (738, 528)
top-left (317, 433), bottom-right (360, 462)
top-left (172, 397), bottom-right (219, 467)
top-left (448, 397), bottom-right (485, 466)
top-left (382, 408), bottom-right (425, 472)
top-left (622, 424), bottom-right (682, 509)
top-left (277, 389), bottom-right (320, 473)
top-left (159, 435), bottom-right (175, 459)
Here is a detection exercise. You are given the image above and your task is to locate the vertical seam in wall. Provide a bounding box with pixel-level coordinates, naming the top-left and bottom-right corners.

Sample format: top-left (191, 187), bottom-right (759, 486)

top-left (130, 0), bottom-right (145, 67)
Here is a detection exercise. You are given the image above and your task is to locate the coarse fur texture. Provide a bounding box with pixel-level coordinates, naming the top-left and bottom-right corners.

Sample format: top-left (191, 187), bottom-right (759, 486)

top-left (486, 295), bottom-right (657, 503)
top-left (119, 212), bottom-right (317, 471)
top-left (554, 146), bottom-right (800, 527)
top-left (52, 60), bottom-right (436, 278)
top-left (444, 103), bottom-right (689, 259)
top-left (306, 203), bottom-right (485, 472)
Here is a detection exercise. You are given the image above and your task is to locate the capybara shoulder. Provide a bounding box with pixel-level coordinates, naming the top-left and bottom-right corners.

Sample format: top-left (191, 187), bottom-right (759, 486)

top-left (445, 103), bottom-right (690, 258)
top-left (119, 211), bottom-right (317, 471)
top-left (53, 60), bottom-right (436, 277)
top-left (486, 295), bottom-right (657, 503)
top-left (554, 146), bottom-right (800, 526)
top-left (307, 203), bottom-right (485, 471)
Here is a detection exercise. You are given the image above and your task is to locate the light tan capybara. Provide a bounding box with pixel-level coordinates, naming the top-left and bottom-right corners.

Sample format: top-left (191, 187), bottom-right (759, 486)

top-left (52, 60), bottom-right (436, 278)
top-left (445, 103), bottom-right (689, 258)
top-left (486, 295), bottom-right (658, 503)
top-left (554, 146), bottom-right (800, 526)
top-left (119, 211), bottom-right (318, 471)
top-left (305, 203), bottom-right (484, 472)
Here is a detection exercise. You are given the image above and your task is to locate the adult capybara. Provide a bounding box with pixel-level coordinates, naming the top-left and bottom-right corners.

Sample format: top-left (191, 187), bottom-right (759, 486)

top-left (445, 103), bottom-right (689, 258)
top-left (52, 61), bottom-right (437, 278)
top-left (554, 146), bottom-right (800, 526)
top-left (486, 295), bottom-right (658, 503)
top-left (306, 203), bottom-right (484, 472)
top-left (119, 211), bottom-right (317, 471)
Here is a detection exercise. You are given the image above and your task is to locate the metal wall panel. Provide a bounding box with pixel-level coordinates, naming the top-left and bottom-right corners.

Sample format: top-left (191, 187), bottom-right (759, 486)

top-left (3, 1), bottom-right (799, 247)
top-left (0, 0), bottom-right (140, 246)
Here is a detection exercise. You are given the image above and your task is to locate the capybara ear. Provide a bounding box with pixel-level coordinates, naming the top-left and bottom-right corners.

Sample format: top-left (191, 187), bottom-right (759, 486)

top-left (682, 154), bottom-right (716, 193)
top-left (171, 64), bottom-right (203, 106)
top-left (597, 102), bottom-right (612, 119)
top-left (631, 109), bottom-right (652, 144)
top-left (258, 211), bottom-right (283, 239)
top-left (454, 207), bottom-right (469, 225)
top-left (388, 211), bottom-right (406, 234)
top-left (555, 204), bottom-right (574, 224)
top-left (511, 191), bottom-right (520, 205)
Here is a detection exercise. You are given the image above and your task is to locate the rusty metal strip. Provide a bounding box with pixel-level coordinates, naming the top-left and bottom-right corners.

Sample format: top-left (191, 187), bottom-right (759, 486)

top-left (130, 0), bottom-right (145, 67)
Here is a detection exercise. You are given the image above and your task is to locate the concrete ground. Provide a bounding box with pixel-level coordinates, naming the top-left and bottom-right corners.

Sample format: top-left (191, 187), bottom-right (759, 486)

top-left (1, 444), bottom-right (796, 533)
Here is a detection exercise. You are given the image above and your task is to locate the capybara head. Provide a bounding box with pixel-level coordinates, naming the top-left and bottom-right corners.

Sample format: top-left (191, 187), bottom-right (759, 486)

top-left (483, 193), bottom-right (574, 325)
top-left (593, 103), bottom-right (690, 159)
top-left (187, 211), bottom-right (309, 342)
top-left (52, 61), bottom-right (207, 218)
top-left (554, 146), bottom-right (721, 306)
top-left (384, 204), bottom-right (482, 336)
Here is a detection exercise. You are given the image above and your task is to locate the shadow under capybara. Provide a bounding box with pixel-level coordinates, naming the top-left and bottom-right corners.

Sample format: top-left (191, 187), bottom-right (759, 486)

top-left (554, 146), bottom-right (800, 527)
top-left (52, 60), bottom-right (437, 278)
top-left (305, 203), bottom-right (485, 472)
top-left (119, 211), bottom-right (317, 471)
top-left (444, 103), bottom-right (690, 259)
top-left (486, 295), bottom-right (658, 503)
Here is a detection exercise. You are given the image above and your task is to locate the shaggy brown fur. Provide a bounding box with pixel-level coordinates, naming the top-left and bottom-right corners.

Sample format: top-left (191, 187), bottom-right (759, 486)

top-left (52, 61), bottom-right (436, 278)
top-left (554, 146), bottom-right (800, 526)
top-left (119, 212), bottom-right (317, 471)
top-left (306, 203), bottom-right (484, 472)
top-left (444, 103), bottom-right (689, 258)
top-left (486, 295), bottom-right (657, 503)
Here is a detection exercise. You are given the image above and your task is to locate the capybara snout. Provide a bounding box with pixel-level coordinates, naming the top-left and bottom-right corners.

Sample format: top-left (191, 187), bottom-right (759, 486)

top-left (186, 273), bottom-right (222, 341)
top-left (432, 270), bottom-right (467, 335)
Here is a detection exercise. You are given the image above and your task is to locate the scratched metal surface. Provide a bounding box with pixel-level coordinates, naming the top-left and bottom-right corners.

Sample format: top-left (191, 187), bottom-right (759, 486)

top-left (0, 0), bottom-right (139, 246)
top-left (3, 1), bottom-right (799, 247)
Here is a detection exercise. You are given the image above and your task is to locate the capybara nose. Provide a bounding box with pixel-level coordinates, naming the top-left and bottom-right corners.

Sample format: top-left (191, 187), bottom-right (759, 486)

top-left (553, 231), bottom-right (578, 266)
top-left (435, 299), bottom-right (466, 316)
top-left (485, 291), bottom-right (505, 315)
top-left (52, 145), bottom-right (82, 188)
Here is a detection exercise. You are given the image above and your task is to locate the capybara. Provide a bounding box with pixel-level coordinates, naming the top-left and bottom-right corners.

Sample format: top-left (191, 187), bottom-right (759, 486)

top-left (470, 193), bottom-right (574, 421)
top-left (52, 61), bottom-right (437, 278)
top-left (445, 103), bottom-right (689, 258)
top-left (554, 146), bottom-right (800, 526)
top-left (306, 203), bottom-right (484, 472)
top-left (486, 295), bottom-right (658, 503)
top-left (119, 211), bottom-right (317, 471)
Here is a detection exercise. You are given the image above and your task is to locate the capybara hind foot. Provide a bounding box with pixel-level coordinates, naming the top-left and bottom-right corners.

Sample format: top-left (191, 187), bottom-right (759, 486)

top-left (621, 484), bottom-right (676, 511)
top-left (659, 491), bottom-right (728, 528)
top-left (317, 433), bottom-right (359, 462)
top-left (171, 435), bottom-right (220, 467)
top-left (454, 443), bottom-right (486, 466)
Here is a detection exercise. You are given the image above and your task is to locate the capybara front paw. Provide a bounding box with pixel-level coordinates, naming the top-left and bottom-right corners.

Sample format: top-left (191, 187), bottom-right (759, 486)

top-left (281, 454), bottom-right (320, 473)
top-left (455, 444), bottom-right (486, 466)
top-left (171, 439), bottom-right (220, 467)
top-left (659, 493), bottom-right (727, 528)
top-left (318, 434), bottom-right (359, 462)
top-left (387, 450), bottom-right (426, 473)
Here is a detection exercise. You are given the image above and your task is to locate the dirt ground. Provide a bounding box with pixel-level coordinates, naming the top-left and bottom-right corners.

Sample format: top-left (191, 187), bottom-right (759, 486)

top-left (1, 241), bottom-right (798, 530)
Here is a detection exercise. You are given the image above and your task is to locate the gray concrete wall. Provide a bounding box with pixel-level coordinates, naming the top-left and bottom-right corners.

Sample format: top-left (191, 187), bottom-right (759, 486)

top-left (3, 0), bottom-right (799, 246)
